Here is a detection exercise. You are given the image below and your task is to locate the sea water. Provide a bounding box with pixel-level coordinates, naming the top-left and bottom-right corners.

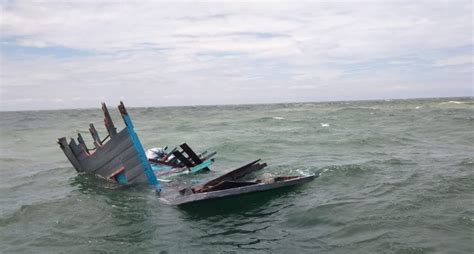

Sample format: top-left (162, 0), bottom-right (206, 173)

top-left (0, 97), bottom-right (473, 253)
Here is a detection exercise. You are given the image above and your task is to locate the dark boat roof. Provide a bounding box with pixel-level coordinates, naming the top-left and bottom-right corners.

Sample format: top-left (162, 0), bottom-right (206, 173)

top-left (159, 159), bottom-right (317, 205)
top-left (160, 175), bottom-right (316, 206)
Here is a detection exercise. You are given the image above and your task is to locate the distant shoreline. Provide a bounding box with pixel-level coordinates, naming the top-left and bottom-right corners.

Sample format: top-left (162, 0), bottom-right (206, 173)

top-left (1, 96), bottom-right (472, 113)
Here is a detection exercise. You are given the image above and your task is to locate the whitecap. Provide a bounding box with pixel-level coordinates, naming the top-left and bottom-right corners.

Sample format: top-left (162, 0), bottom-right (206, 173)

top-left (296, 169), bottom-right (314, 176)
top-left (272, 117), bottom-right (285, 120)
top-left (321, 123), bottom-right (330, 127)
top-left (440, 101), bottom-right (464, 105)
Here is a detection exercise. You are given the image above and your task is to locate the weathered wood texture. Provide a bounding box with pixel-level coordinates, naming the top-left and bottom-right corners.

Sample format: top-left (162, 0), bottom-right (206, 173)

top-left (102, 102), bottom-right (117, 137)
top-left (165, 174), bottom-right (316, 206)
top-left (57, 103), bottom-right (150, 185)
top-left (192, 159), bottom-right (266, 193)
top-left (180, 143), bottom-right (202, 164)
top-left (180, 143), bottom-right (210, 171)
top-left (89, 123), bottom-right (102, 147)
top-left (172, 150), bottom-right (194, 168)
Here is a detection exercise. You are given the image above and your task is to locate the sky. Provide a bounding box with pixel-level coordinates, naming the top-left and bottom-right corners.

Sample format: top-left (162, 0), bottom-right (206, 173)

top-left (0, 0), bottom-right (472, 111)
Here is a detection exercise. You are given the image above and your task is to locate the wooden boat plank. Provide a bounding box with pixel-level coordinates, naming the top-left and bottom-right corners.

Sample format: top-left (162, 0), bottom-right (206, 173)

top-left (172, 150), bottom-right (194, 168)
top-left (125, 164), bottom-right (148, 183)
top-left (102, 102), bottom-right (117, 137)
top-left (89, 123), bottom-right (102, 147)
top-left (76, 133), bottom-right (89, 155)
top-left (78, 131), bottom-right (133, 172)
top-left (95, 157), bottom-right (123, 177)
top-left (164, 175), bottom-right (316, 206)
top-left (180, 143), bottom-right (203, 164)
top-left (191, 159), bottom-right (266, 193)
top-left (57, 137), bottom-right (84, 172)
top-left (80, 141), bottom-right (134, 174)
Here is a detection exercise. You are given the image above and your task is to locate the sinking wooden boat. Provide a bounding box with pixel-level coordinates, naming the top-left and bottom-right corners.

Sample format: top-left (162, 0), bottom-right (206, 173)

top-left (57, 102), bottom-right (213, 191)
top-left (161, 159), bottom-right (316, 206)
top-left (58, 102), bottom-right (316, 203)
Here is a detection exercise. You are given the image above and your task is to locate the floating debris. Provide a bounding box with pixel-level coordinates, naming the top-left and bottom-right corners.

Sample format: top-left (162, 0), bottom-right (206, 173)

top-left (58, 102), bottom-right (315, 204)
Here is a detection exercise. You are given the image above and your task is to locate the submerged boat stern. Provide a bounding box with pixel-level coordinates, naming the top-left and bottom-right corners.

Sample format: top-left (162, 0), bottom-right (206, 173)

top-left (162, 159), bottom-right (317, 206)
top-left (57, 102), bottom-right (161, 190)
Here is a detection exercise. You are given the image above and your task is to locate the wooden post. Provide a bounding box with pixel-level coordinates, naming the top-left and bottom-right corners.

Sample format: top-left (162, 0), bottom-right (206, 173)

top-left (77, 133), bottom-right (90, 155)
top-left (102, 102), bottom-right (117, 137)
top-left (89, 123), bottom-right (102, 147)
top-left (57, 137), bottom-right (84, 172)
top-left (118, 101), bottom-right (161, 192)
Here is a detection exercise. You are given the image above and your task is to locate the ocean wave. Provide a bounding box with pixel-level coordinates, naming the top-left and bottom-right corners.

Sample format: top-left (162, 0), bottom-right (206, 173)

top-left (452, 116), bottom-right (474, 121)
top-left (318, 164), bottom-right (377, 178)
top-left (458, 158), bottom-right (474, 166)
top-left (333, 107), bottom-right (381, 114)
top-left (332, 134), bottom-right (417, 147)
top-left (368, 158), bottom-right (417, 166)
top-left (458, 215), bottom-right (474, 227)
top-left (324, 226), bottom-right (392, 245)
top-left (284, 202), bottom-right (352, 228)
top-left (440, 101), bottom-right (465, 105)
top-left (365, 172), bottom-right (419, 198)
top-left (0, 156), bottom-right (32, 163)
top-left (435, 100), bottom-right (473, 108)
top-left (0, 197), bottom-right (74, 227)
top-left (250, 116), bottom-right (288, 123)
top-left (69, 174), bottom-right (128, 195)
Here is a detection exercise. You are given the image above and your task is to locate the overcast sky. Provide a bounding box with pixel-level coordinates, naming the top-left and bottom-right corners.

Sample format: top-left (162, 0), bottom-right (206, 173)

top-left (0, 0), bottom-right (472, 111)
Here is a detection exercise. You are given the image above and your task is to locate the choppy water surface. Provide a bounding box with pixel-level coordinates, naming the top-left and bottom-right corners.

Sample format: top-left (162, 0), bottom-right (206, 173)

top-left (0, 97), bottom-right (473, 253)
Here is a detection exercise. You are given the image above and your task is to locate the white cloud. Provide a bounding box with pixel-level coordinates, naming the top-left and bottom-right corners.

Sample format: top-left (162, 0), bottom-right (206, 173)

top-left (0, 0), bottom-right (472, 110)
top-left (434, 55), bottom-right (473, 67)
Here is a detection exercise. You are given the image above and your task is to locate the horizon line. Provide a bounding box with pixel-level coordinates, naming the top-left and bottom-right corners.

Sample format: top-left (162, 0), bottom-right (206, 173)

top-left (0, 95), bottom-right (472, 113)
